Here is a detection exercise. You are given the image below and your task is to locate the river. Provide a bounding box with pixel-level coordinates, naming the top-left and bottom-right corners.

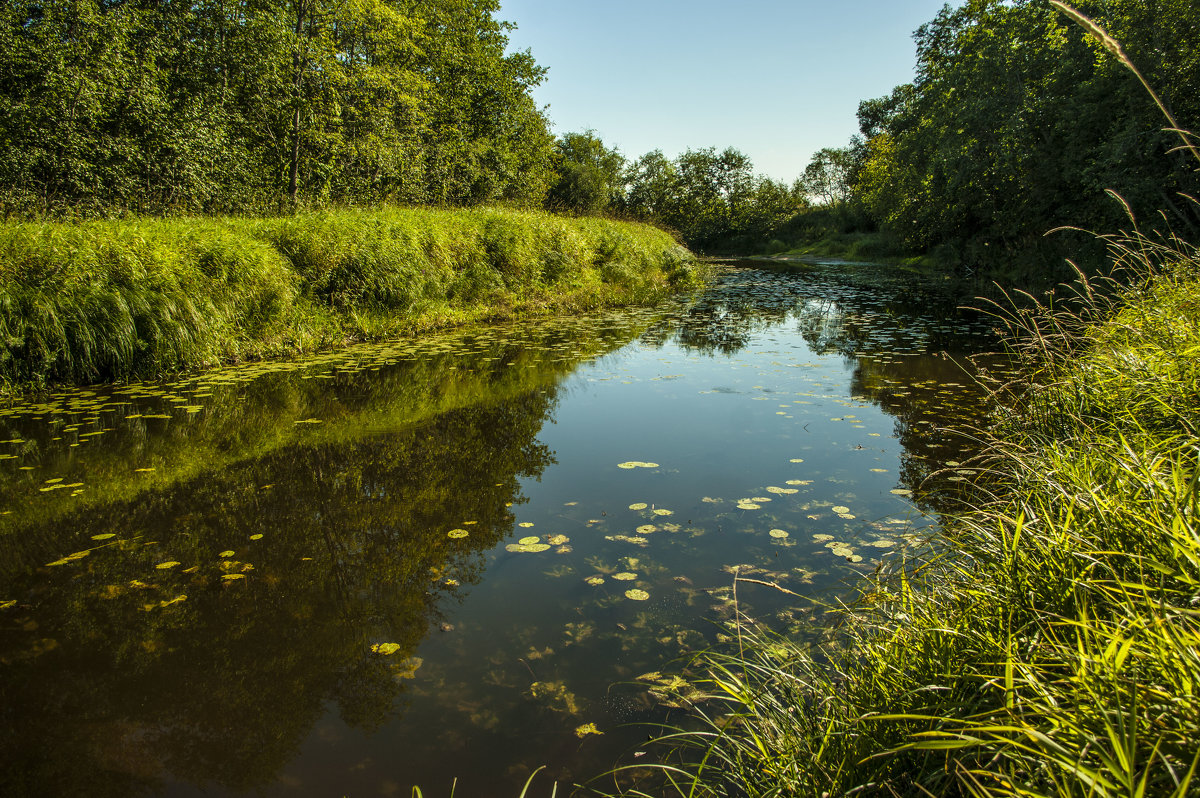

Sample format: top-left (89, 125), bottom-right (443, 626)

top-left (0, 261), bottom-right (1004, 797)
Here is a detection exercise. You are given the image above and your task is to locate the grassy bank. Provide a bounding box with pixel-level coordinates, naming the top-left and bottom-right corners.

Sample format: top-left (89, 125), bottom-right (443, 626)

top-left (606, 229), bottom-right (1200, 796)
top-left (0, 207), bottom-right (699, 391)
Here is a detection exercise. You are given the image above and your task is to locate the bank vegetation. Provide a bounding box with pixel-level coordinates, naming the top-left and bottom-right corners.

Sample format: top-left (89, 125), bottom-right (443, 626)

top-left (0, 208), bottom-right (698, 391)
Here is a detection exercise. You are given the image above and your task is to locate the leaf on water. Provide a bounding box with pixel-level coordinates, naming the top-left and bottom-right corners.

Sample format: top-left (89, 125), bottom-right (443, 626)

top-left (372, 642), bottom-right (402, 656)
top-left (869, 539), bottom-right (897, 548)
top-left (832, 506), bottom-right (850, 514)
top-left (447, 529), bottom-right (469, 539)
top-left (838, 513), bottom-right (856, 520)
top-left (628, 503), bottom-right (648, 510)
top-left (789, 458), bottom-right (804, 463)
top-left (612, 572), bottom-right (637, 581)
top-left (766, 487), bottom-right (799, 495)
top-left (575, 723), bottom-right (603, 738)
top-left (635, 524), bottom-right (657, 534)
top-left (625, 589), bottom-right (650, 601)
top-left (870, 468), bottom-right (889, 473)
top-left (813, 534), bottom-right (834, 542)
top-left (736, 503), bottom-right (761, 510)
top-left (652, 508), bottom-right (673, 516)
top-left (155, 561), bottom-right (180, 570)
top-left (221, 573), bottom-right (246, 580)
top-left (134, 468), bottom-right (155, 473)
top-left (547, 534), bottom-right (570, 545)
top-left (848, 555), bottom-right (864, 563)
top-left (249, 534), bottom-right (263, 540)
top-left (506, 543), bottom-right (551, 553)
top-left (769, 529), bottom-right (789, 539)
top-left (518, 536), bottom-right (540, 545)
top-left (890, 489), bottom-right (913, 496)
top-left (91, 533), bottom-right (116, 540)
top-left (219, 550), bottom-right (235, 558)
top-left (701, 496), bottom-right (723, 503)
top-left (584, 575), bottom-right (605, 586)
top-left (519, 522), bottom-right (535, 528)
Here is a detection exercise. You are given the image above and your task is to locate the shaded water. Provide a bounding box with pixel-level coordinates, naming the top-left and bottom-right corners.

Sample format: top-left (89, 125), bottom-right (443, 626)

top-left (0, 263), bottom-right (1004, 797)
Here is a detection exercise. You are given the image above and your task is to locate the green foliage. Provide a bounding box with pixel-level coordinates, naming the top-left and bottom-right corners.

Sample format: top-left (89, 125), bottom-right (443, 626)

top-left (621, 147), bottom-right (808, 253)
top-left (0, 208), bottom-right (700, 389)
top-left (849, 0), bottom-right (1200, 280)
top-left (0, 0), bottom-right (555, 215)
top-left (545, 131), bottom-right (627, 215)
top-left (602, 226), bottom-right (1200, 796)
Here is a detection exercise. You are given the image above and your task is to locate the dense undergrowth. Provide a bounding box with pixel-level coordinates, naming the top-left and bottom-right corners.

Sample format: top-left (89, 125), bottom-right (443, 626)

top-left (0, 207), bottom-right (698, 391)
top-left (597, 220), bottom-right (1200, 796)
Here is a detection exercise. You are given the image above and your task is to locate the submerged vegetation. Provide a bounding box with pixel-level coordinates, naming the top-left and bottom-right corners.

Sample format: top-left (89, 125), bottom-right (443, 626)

top-left (0, 207), bottom-right (698, 391)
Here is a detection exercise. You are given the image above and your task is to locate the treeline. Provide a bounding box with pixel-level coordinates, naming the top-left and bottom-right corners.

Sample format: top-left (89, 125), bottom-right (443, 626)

top-left (0, 0), bottom-right (554, 215)
top-left (801, 0), bottom-right (1200, 279)
top-left (543, 132), bottom-right (808, 254)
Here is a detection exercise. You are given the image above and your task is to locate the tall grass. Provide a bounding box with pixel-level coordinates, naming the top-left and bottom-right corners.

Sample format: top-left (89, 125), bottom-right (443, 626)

top-left (0, 208), bottom-right (699, 390)
top-left (592, 222), bottom-right (1200, 798)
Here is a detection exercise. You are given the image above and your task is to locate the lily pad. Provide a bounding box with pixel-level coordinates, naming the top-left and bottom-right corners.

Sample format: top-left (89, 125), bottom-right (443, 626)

top-left (625, 589), bottom-right (650, 601)
top-left (768, 529), bottom-right (789, 539)
top-left (612, 572), bottom-right (638, 581)
top-left (448, 529), bottom-right (469, 539)
top-left (371, 642), bottom-right (401, 656)
top-left (519, 536), bottom-right (541, 545)
top-left (506, 543), bottom-right (552, 553)
top-left (628, 502), bottom-right (648, 510)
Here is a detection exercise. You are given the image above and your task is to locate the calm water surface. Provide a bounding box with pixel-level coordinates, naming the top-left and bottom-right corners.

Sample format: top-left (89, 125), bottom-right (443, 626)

top-left (0, 263), bottom-right (1003, 797)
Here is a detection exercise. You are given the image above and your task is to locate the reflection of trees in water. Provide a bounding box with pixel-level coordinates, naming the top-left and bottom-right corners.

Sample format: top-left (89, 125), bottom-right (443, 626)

top-left (644, 264), bottom-right (972, 360)
top-left (650, 264), bottom-right (1002, 519)
top-left (848, 351), bottom-right (1009, 518)
top-left (0, 393), bottom-right (559, 798)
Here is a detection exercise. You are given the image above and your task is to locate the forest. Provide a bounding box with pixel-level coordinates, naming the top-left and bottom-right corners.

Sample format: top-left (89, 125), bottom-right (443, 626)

top-left (0, 0), bottom-right (555, 215)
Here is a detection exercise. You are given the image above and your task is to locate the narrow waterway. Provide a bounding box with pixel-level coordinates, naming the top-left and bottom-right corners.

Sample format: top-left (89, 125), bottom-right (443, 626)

top-left (0, 262), bottom-right (1004, 797)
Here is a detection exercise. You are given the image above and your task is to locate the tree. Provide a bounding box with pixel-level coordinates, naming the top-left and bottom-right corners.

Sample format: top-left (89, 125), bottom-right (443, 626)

top-left (544, 131), bottom-right (626, 214)
top-left (800, 147), bottom-right (855, 207)
top-left (850, 0), bottom-right (1200, 277)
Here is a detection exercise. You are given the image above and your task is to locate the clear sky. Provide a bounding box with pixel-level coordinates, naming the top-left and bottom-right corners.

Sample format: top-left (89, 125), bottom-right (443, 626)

top-left (496, 0), bottom-right (955, 183)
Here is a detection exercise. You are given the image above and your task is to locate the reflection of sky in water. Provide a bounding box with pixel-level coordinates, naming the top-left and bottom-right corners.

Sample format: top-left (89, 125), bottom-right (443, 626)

top-left (0, 264), bottom-right (1006, 798)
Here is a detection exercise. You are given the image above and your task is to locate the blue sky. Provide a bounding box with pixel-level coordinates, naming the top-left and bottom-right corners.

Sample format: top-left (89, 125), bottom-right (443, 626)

top-left (497, 0), bottom-right (955, 182)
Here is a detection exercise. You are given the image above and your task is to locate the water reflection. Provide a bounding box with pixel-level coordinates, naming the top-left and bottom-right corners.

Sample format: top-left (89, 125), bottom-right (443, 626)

top-left (0, 263), bottom-right (1007, 796)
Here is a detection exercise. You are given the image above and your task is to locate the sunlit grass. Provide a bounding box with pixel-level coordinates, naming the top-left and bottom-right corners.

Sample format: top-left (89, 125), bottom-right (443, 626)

top-left (0, 207), bottom-right (700, 391)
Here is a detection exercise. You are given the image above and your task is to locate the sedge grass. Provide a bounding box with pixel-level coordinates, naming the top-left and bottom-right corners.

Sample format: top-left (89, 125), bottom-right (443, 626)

top-left (0, 207), bottom-right (700, 391)
top-left (591, 216), bottom-right (1200, 796)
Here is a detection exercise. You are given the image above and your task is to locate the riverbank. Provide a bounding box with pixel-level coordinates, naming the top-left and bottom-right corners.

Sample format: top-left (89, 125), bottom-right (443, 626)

top-left (617, 235), bottom-right (1200, 795)
top-left (0, 207), bottom-right (699, 393)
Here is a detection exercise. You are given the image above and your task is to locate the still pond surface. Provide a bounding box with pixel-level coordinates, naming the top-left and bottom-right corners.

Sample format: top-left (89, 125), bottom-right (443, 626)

top-left (0, 263), bottom-right (1004, 797)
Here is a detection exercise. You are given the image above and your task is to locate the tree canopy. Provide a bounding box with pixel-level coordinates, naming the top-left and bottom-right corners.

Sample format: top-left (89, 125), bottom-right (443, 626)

top-left (849, 0), bottom-right (1200, 276)
top-left (0, 0), bottom-right (556, 216)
